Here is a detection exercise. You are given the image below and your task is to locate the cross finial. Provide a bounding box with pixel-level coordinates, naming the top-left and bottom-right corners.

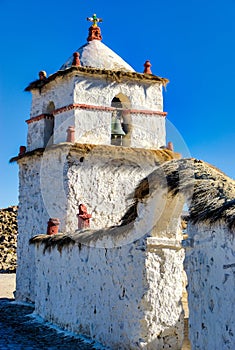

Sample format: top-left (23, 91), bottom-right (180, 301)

top-left (87, 13), bottom-right (103, 27)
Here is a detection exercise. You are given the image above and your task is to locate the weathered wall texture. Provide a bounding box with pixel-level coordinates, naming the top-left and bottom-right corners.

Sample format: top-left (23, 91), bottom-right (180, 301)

top-left (16, 156), bottom-right (46, 302)
top-left (32, 191), bottom-right (185, 350)
top-left (16, 145), bottom-right (178, 303)
top-left (27, 74), bottom-right (165, 151)
top-left (30, 77), bottom-right (74, 118)
top-left (185, 222), bottom-right (235, 350)
top-left (30, 75), bottom-right (163, 118)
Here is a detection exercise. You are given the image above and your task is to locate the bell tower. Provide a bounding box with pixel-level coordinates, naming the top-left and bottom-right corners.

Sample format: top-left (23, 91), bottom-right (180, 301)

top-left (25, 14), bottom-right (168, 152)
top-left (13, 14), bottom-right (172, 303)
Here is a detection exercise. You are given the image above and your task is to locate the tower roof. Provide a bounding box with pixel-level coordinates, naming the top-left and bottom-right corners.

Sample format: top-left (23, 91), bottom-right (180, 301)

top-left (60, 13), bottom-right (134, 72)
top-left (25, 14), bottom-right (169, 91)
top-left (59, 40), bottom-right (135, 72)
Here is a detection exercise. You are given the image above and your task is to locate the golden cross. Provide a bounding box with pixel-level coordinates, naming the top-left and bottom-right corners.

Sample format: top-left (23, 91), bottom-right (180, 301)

top-left (87, 13), bottom-right (103, 27)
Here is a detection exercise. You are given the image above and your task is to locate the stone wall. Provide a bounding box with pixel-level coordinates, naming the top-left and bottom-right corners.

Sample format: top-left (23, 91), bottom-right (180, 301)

top-left (16, 144), bottom-right (178, 303)
top-left (31, 191), bottom-right (185, 350)
top-left (27, 74), bottom-right (165, 151)
top-left (185, 222), bottom-right (235, 350)
top-left (0, 206), bottom-right (17, 273)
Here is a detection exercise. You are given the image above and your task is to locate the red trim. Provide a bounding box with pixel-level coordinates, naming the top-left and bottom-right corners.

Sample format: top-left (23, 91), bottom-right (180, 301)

top-left (53, 103), bottom-right (115, 115)
top-left (26, 114), bottom-right (54, 124)
top-left (125, 109), bottom-right (167, 116)
top-left (26, 104), bottom-right (167, 124)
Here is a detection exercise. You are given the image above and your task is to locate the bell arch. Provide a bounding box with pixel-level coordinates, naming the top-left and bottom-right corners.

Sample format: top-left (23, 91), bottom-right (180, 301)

top-left (44, 101), bottom-right (55, 146)
top-left (110, 94), bottom-right (131, 146)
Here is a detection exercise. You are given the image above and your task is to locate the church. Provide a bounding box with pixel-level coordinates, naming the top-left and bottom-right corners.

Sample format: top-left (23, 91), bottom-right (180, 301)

top-left (11, 14), bottom-right (235, 350)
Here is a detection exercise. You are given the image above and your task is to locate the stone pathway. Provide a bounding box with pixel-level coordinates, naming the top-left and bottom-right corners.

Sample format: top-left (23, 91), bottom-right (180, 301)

top-left (0, 274), bottom-right (190, 349)
top-left (0, 299), bottom-right (105, 350)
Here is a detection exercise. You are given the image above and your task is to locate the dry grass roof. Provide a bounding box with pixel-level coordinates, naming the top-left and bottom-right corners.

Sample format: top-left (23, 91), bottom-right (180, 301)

top-left (29, 158), bottom-right (235, 252)
top-left (10, 143), bottom-right (179, 164)
top-left (125, 158), bottom-right (235, 230)
top-left (25, 66), bottom-right (169, 92)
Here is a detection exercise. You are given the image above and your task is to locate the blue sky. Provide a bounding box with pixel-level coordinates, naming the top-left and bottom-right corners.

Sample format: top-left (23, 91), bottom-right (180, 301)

top-left (0, 0), bottom-right (235, 208)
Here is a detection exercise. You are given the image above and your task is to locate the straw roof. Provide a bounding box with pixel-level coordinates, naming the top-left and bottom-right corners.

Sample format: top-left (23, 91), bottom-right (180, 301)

top-left (30, 158), bottom-right (235, 252)
top-left (25, 66), bottom-right (169, 92)
top-left (122, 158), bottom-right (235, 230)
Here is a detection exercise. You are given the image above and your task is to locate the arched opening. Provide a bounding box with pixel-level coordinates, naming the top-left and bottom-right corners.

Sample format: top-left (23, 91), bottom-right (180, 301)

top-left (44, 101), bottom-right (55, 146)
top-left (46, 101), bottom-right (55, 114)
top-left (111, 94), bottom-right (131, 146)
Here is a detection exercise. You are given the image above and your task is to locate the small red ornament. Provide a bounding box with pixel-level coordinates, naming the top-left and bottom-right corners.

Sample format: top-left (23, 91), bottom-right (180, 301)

top-left (47, 218), bottom-right (60, 235)
top-left (72, 52), bottom-right (81, 66)
top-left (67, 126), bottom-right (75, 143)
top-left (77, 204), bottom-right (92, 229)
top-left (143, 60), bottom-right (152, 74)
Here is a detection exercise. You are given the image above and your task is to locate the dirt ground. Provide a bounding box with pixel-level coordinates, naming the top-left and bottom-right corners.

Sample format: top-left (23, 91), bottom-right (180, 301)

top-left (0, 273), bottom-right (16, 299)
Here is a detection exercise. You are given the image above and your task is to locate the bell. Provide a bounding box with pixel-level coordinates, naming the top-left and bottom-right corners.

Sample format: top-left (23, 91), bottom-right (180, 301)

top-left (111, 117), bottom-right (126, 136)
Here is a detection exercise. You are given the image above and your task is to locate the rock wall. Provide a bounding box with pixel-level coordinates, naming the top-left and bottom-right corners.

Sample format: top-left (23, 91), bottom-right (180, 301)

top-left (32, 225), bottom-right (184, 349)
top-left (28, 176), bottom-right (185, 349)
top-left (185, 222), bottom-right (235, 350)
top-left (16, 144), bottom-right (178, 303)
top-left (0, 206), bottom-right (17, 273)
top-left (27, 74), bottom-right (165, 151)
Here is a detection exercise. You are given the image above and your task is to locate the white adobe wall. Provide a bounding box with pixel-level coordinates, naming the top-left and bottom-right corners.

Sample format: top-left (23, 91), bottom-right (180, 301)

top-left (27, 119), bottom-right (46, 151)
top-left (130, 114), bottom-right (165, 149)
top-left (185, 222), bottom-right (235, 350)
top-left (30, 77), bottom-right (74, 118)
top-left (16, 149), bottom-right (69, 302)
top-left (27, 75), bottom-right (165, 151)
top-left (65, 146), bottom-right (173, 231)
top-left (33, 194), bottom-right (184, 349)
top-left (16, 145), bottom-right (177, 302)
top-left (73, 76), bottom-right (163, 111)
top-left (53, 109), bottom-right (111, 146)
top-left (30, 76), bottom-right (163, 118)
top-left (16, 156), bottom-right (48, 302)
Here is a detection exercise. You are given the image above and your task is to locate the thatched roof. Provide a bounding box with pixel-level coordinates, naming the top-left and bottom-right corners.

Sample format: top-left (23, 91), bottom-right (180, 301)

top-left (29, 222), bottom-right (135, 252)
top-left (29, 158), bottom-right (235, 252)
top-left (122, 158), bottom-right (235, 230)
top-left (10, 143), bottom-right (179, 164)
top-left (25, 66), bottom-right (169, 92)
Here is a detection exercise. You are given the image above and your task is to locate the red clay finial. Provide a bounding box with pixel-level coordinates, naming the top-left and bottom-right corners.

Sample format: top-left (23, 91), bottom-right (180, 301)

top-left (143, 60), bottom-right (152, 74)
top-left (47, 218), bottom-right (60, 235)
top-left (39, 71), bottom-right (47, 80)
top-left (167, 141), bottom-right (174, 151)
top-left (87, 13), bottom-right (103, 41)
top-left (66, 126), bottom-right (75, 143)
top-left (87, 26), bottom-right (102, 41)
top-left (18, 146), bottom-right (26, 156)
top-left (72, 52), bottom-right (80, 66)
top-left (77, 204), bottom-right (92, 230)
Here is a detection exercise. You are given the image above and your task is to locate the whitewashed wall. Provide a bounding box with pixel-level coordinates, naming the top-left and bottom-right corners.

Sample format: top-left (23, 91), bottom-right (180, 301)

top-left (16, 149), bottom-right (69, 302)
top-left (130, 114), bottom-right (165, 149)
top-left (65, 146), bottom-right (174, 231)
top-left (16, 146), bottom-right (176, 302)
top-left (73, 76), bottom-right (163, 111)
top-left (33, 194), bottom-right (185, 349)
top-left (27, 74), bottom-right (165, 151)
top-left (30, 77), bottom-right (74, 118)
top-left (185, 222), bottom-right (235, 350)
top-left (16, 156), bottom-right (48, 302)
top-left (30, 75), bottom-right (163, 118)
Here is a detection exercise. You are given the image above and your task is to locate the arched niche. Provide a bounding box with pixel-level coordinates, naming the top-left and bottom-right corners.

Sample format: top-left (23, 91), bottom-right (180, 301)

top-left (46, 101), bottom-right (55, 114)
top-left (111, 94), bottom-right (131, 146)
top-left (44, 101), bottom-right (55, 146)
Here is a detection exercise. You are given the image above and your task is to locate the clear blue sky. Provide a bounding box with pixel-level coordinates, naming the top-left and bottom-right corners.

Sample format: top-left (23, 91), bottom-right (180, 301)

top-left (0, 0), bottom-right (235, 208)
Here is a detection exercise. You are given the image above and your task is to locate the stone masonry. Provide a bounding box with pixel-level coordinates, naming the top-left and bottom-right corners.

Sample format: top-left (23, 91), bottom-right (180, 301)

top-left (0, 206), bottom-right (17, 273)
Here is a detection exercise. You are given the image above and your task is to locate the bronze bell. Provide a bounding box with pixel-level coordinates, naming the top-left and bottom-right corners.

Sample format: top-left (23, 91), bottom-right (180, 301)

top-left (111, 116), bottom-right (126, 136)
